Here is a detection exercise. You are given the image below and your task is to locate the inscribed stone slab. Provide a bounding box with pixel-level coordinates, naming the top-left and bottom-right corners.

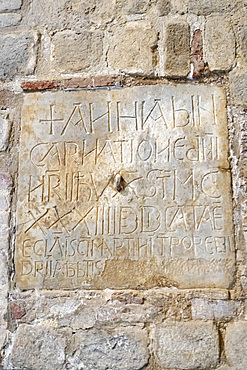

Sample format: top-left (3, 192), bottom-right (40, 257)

top-left (15, 84), bottom-right (235, 289)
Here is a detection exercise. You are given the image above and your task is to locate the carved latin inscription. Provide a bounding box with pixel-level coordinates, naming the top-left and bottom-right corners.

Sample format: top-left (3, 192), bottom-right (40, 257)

top-left (15, 85), bottom-right (235, 289)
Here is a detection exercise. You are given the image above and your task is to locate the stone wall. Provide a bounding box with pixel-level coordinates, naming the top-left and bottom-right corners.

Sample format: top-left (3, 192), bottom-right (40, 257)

top-left (0, 0), bottom-right (247, 369)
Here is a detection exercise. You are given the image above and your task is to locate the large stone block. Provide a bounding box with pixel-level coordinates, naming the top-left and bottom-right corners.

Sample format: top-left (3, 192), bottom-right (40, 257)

top-left (164, 21), bottom-right (190, 77)
top-left (229, 65), bottom-right (247, 106)
top-left (25, 0), bottom-right (115, 29)
top-left (11, 324), bottom-right (72, 370)
top-left (15, 85), bottom-right (235, 290)
top-left (0, 0), bottom-right (21, 12)
top-left (205, 16), bottom-right (235, 71)
top-left (67, 327), bottom-right (149, 370)
top-left (107, 23), bottom-right (158, 74)
top-left (0, 32), bottom-right (37, 80)
top-left (225, 322), bottom-right (247, 369)
top-left (152, 321), bottom-right (219, 369)
top-left (52, 30), bottom-right (103, 73)
top-left (232, 14), bottom-right (247, 63)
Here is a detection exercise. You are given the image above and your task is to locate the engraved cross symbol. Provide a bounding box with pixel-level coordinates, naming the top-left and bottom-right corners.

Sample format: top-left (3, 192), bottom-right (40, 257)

top-left (39, 104), bottom-right (64, 135)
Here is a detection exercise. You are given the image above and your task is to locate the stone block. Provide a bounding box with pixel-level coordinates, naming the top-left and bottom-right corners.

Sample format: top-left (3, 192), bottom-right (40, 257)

top-left (152, 321), bottom-right (219, 369)
top-left (164, 21), bottom-right (190, 77)
top-left (205, 16), bottom-right (235, 71)
top-left (229, 65), bottom-right (247, 106)
top-left (0, 112), bottom-right (11, 151)
top-left (0, 32), bottom-right (37, 80)
top-left (15, 85), bottom-right (235, 290)
top-left (0, 0), bottom-right (21, 12)
top-left (67, 327), bottom-right (149, 370)
top-left (0, 13), bottom-right (21, 27)
top-left (52, 30), bottom-right (103, 73)
top-left (191, 299), bottom-right (242, 320)
top-left (232, 14), bottom-right (247, 63)
top-left (188, 0), bottom-right (240, 15)
top-left (107, 23), bottom-right (158, 74)
top-left (25, 0), bottom-right (115, 29)
top-left (117, 0), bottom-right (150, 14)
top-left (156, 0), bottom-right (171, 16)
top-left (225, 322), bottom-right (247, 369)
top-left (11, 324), bottom-right (72, 370)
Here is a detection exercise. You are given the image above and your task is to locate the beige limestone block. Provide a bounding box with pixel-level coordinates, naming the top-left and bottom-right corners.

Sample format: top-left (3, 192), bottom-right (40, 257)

top-left (205, 16), bottom-right (235, 72)
top-left (67, 327), bottom-right (149, 370)
top-left (225, 322), bottom-right (247, 369)
top-left (164, 21), bottom-right (190, 77)
top-left (11, 324), bottom-right (72, 370)
top-left (152, 321), bottom-right (219, 369)
top-left (52, 30), bottom-right (103, 73)
top-left (15, 84), bottom-right (235, 290)
top-left (107, 23), bottom-right (158, 74)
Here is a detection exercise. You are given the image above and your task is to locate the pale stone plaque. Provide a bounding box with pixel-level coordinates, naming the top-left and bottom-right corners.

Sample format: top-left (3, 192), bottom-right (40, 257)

top-left (15, 85), bottom-right (235, 289)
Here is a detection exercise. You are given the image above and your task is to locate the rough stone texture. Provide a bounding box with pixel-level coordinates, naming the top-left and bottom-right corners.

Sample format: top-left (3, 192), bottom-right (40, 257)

top-left (67, 327), bottom-right (149, 370)
top-left (52, 30), bottom-right (103, 73)
top-left (232, 14), bottom-right (247, 63)
top-left (164, 21), bottom-right (190, 76)
top-left (156, 0), bottom-right (171, 16)
top-left (191, 299), bottom-right (242, 320)
top-left (225, 322), bottom-right (247, 369)
top-left (11, 324), bottom-right (72, 370)
top-left (0, 112), bottom-right (11, 151)
top-left (25, 0), bottom-right (116, 29)
top-left (15, 85), bottom-right (234, 290)
top-left (205, 16), bottom-right (235, 71)
top-left (0, 32), bottom-right (37, 80)
top-left (0, 13), bottom-right (21, 27)
top-left (0, 0), bottom-right (21, 12)
top-left (188, 0), bottom-right (241, 15)
top-left (229, 64), bottom-right (247, 105)
top-left (117, 0), bottom-right (150, 15)
top-left (107, 23), bottom-right (158, 74)
top-left (152, 321), bottom-right (219, 369)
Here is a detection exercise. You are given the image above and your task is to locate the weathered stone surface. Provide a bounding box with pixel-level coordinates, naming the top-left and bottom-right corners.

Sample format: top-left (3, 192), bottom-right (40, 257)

top-left (107, 23), bottom-right (158, 74)
top-left (0, 32), bottom-right (37, 80)
top-left (229, 65), bottom-right (247, 105)
top-left (188, 0), bottom-right (241, 15)
top-left (25, 0), bottom-right (115, 28)
top-left (225, 322), bottom-right (247, 369)
top-left (15, 85), bottom-right (234, 290)
top-left (67, 327), bottom-right (149, 370)
top-left (11, 324), bottom-right (72, 370)
top-left (0, 13), bottom-right (21, 27)
top-left (164, 21), bottom-right (190, 76)
top-left (152, 321), bottom-right (219, 369)
top-left (0, 0), bottom-right (21, 12)
top-left (52, 30), bottom-right (103, 73)
top-left (156, 0), bottom-right (171, 16)
top-left (117, 0), bottom-right (150, 14)
top-left (232, 14), bottom-right (247, 63)
top-left (205, 16), bottom-right (235, 71)
top-left (191, 299), bottom-right (242, 320)
top-left (0, 112), bottom-right (11, 151)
